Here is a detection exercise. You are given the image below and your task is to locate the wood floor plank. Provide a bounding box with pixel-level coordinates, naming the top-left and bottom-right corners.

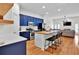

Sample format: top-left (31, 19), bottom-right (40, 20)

top-left (27, 37), bottom-right (79, 55)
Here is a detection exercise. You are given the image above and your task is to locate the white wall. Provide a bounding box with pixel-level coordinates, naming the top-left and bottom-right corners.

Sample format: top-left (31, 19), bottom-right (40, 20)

top-left (53, 16), bottom-right (79, 30)
top-left (2, 3), bottom-right (19, 35)
top-left (43, 15), bottom-right (79, 31)
top-left (43, 15), bottom-right (54, 29)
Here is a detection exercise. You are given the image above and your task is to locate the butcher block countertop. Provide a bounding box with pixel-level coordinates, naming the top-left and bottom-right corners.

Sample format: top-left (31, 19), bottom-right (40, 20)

top-left (35, 31), bottom-right (51, 34)
top-left (35, 30), bottom-right (59, 35)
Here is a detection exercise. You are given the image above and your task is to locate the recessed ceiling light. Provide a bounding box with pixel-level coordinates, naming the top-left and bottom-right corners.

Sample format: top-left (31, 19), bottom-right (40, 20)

top-left (42, 5), bottom-right (46, 8)
top-left (46, 12), bottom-right (48, 14)
top-left (57, 9), bottom-right (61, 12)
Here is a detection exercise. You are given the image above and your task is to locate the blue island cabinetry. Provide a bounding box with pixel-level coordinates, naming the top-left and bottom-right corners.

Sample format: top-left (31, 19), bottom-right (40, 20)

top-left (0, 33), bottom-right (27, 55)
top-left (0, 41), bottom-right (26, 55)
top-left (20, 31), bottom-right (30, 40)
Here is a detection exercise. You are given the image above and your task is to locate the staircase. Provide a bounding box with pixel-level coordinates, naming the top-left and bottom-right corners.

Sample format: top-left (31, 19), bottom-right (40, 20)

top-left (0, 3), bottom-right (14, 24)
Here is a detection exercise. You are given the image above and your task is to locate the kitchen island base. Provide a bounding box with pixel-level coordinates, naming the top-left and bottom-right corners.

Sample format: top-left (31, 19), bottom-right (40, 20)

top-left (0, 41), bottom-right (26, 55)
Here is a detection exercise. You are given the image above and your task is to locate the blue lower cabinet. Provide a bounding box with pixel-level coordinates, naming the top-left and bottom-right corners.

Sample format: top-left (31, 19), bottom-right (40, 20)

top-left (20, 32), bottom-right (30, 40)
top-left (0, 41), bottom-right (26, 55)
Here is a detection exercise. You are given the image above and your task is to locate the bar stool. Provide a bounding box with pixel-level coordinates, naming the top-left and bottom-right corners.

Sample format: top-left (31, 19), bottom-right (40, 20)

top-left (58, 32), bottom-right (62, 44)
top-left (54, 32), bottom-right (62, 45)
top-left (44, 34), bottom-right (58, 53)
top-left (53, 34), bottom-right (58, 47)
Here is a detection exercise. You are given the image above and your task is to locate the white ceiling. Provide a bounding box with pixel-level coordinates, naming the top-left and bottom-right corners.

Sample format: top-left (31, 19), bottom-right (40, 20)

top-left (19, 3), bottom-right (79, 17)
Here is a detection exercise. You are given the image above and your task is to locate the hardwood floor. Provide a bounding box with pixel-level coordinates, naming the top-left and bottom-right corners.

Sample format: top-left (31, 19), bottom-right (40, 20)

top-left (27, 36), bottom-right (79, 55)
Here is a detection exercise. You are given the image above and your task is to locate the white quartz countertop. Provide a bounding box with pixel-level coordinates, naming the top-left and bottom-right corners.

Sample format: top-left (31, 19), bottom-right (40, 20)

top-left (0, 33), bottom-right (27, 47)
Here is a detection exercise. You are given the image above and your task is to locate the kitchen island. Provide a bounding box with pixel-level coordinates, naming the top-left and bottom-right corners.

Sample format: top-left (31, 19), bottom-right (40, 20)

top-left (35, 30), bottom-right (59, 51)
top-left (0, 33), bottom-right (27, 55)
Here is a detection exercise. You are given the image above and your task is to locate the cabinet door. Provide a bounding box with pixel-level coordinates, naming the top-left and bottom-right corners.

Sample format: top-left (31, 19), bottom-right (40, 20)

top-left (20, 14), bottom-right (43, 26)
top-left (30, 17), bottom-right (34, 22)
top-left (33, 18), bottom-right (37, 26)
top-left (33, 18), bottom-right (43, 26)
top-left (28, 16), bottom-right (34, 22)
top-left (24, 16), bottom-right (28, 26)
top-left (38, 18), bottom-right (43, 23)
top-left (37, 18), bottom-right (43, 23)
top-left (20, 14), bottom-right (28, 26)
top-left (20, 32), bottom-right (30, 40)
top-left (20, 14), bottom-right (23, 26)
